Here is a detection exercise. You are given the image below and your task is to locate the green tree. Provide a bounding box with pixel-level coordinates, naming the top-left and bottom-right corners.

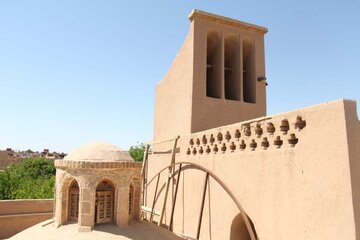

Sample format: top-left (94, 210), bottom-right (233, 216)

top-left (129, 143), bottom-right (146, 162)
top-left (0, 157), bottom-right (55, 200)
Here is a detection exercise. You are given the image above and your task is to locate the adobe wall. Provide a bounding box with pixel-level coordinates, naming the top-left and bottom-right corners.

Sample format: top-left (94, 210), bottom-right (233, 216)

top-left (146, 99), bottom-right (359, 240)
top-left (153, 25), bottom-right (194, 141)
top-left (0, 199), bottom-right (53, 239)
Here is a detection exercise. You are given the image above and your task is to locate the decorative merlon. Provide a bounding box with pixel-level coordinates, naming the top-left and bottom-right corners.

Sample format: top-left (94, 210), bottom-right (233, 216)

top-left (186, 115), bottom-right (306, 156)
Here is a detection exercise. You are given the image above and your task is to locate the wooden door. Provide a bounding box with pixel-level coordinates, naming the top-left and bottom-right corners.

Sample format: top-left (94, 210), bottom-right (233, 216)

top-left (96, 191), bottom-right (113, 224)
top-left (69, 189), bottom-right (79, 221)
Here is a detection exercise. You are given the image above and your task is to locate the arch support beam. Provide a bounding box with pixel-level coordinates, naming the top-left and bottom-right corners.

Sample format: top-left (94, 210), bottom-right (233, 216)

top-left (196, 172), bottom-right (209, 240)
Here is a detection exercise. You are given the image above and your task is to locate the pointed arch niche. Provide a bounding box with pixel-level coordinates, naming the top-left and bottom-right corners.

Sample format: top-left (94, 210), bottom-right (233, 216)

top-left (56, 177), bottom-right (80, 225)
top-left (230, 213), bottom-right (257, 240)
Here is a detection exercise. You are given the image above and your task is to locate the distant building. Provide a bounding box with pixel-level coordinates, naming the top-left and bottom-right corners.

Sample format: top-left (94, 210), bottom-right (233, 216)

top-left (0, 148), bottom-right (66, 170)
top-left (0, 149), bottom-right (19, 170)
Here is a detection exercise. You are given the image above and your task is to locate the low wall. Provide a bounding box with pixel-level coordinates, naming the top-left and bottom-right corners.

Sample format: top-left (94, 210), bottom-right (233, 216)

top-left (0, 199), bottom-right (53, 239)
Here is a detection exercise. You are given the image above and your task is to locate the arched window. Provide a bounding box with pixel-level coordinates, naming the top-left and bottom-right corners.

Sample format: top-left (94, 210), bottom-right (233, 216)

top-left (96, 180), bottom-right (114, 191)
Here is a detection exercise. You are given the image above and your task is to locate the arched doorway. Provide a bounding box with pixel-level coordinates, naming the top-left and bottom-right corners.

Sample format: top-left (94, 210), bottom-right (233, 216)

top-left (95, 180), bottom-right (115, 224)
top-left (230, 213), bottom-right (257, 240)
top-left (68, 180), bottom-right (79, 222)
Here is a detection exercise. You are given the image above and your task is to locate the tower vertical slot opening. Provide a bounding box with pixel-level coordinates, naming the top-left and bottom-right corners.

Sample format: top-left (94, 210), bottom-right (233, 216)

top-left (206, 30), bottom-right (222, 98)
top-left (224, 35), bottom-right (240, 101)
top-left (242, 38), bottom-right (256, 103)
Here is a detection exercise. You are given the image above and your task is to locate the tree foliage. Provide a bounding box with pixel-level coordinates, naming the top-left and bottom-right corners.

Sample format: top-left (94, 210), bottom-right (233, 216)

top-left (0, 157), bottom-right (55, 200)
top-left (129, 143), bottom-right (146, 162)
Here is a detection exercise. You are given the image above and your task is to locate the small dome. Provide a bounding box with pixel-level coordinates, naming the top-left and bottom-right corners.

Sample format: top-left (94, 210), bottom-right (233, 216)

top-left (64, 142), bottom-right (134, 162)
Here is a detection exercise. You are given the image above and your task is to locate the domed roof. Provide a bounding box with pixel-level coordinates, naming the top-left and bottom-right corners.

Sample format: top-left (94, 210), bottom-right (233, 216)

top-left (64, 142), bottom-right (134, 162)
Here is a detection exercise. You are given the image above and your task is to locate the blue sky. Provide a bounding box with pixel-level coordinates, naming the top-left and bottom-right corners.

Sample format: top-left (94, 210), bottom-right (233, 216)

top-left (0, 1), bottom-right (359, 153)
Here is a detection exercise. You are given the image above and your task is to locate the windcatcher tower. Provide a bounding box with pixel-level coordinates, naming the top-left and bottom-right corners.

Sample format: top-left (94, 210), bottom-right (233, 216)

top-left (154, 10), bottom-right (268, 141)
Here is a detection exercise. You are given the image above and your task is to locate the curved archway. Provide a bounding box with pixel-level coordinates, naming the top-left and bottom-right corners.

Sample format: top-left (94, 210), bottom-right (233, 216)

top-left (95, 179), bottom-right (115, 224)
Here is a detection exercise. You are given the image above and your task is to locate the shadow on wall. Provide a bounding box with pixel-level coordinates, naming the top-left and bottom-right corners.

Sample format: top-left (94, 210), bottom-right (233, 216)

top-left (230, 213), bottom-right (257, 240)
top-left (345, 101), bottom-right (360, 240)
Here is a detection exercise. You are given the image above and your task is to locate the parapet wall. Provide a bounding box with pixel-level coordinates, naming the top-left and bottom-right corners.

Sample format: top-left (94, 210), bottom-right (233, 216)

top-left (146, 99), bottom-right (360, 240)
top-left (0, 199), bottom-right (53, 239)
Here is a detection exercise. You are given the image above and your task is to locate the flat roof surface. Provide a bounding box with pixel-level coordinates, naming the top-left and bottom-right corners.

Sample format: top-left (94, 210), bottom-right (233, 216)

top-left (10, 221), bottom-right (184, 240)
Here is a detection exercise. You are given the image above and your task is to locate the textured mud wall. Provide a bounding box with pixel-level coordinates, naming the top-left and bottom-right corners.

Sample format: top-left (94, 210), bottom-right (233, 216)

top-left (0, 199), bottom-right (53, 239)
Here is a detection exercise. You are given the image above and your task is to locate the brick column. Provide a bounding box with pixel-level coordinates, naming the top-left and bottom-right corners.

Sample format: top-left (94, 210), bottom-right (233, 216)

top-left (78, 187), bottom-right (95, 232)
top-left (54, 187), bottom-right (63, 227)
top-left (116, 185), bottom-right (129, 227)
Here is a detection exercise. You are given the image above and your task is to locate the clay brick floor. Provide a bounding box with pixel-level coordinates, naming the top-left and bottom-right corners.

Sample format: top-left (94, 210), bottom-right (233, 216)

top-left (9, 221), bottom-right (185, 240)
